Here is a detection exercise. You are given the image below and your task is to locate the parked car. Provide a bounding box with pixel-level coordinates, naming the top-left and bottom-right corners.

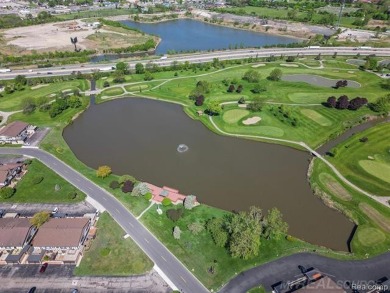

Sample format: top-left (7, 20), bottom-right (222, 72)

top-left (28, 286), bottom-right (37, 293)
top-left (71, 289), bottom-right (79, 293)
top-left (52, 207), bottom-right (58, 214)
top-left (39, 262), bottom-right (48, 273)
top-left (0, 209), bottom-right (4, 218)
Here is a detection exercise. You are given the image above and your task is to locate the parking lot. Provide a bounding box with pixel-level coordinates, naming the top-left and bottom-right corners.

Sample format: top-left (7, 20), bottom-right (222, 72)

top-left (0, 265), bottom-right (170, 293)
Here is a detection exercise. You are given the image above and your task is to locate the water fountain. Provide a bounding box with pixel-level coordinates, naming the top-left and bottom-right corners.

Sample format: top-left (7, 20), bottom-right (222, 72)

top-left (177, 144), bottom-right (189, 153)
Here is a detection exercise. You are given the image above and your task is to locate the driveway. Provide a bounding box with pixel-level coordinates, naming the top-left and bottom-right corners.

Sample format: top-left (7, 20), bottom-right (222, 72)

top-left (219, 252), bottom-right (390, 293)
top-left (0, 265), bottom-right (170, 293)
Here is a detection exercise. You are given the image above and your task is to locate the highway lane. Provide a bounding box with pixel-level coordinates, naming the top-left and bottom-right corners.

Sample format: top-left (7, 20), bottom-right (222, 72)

top-left (0, 147), bottom-right (209, 293)
top-left (1, 47), bottom-right (390, 80)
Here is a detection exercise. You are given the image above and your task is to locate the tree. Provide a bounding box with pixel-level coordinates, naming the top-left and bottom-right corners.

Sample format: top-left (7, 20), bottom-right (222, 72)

top-left (227, 84), bottom-right (235, 93)
top-left (14, 75), bottom-right (27, 86)
top-left (336, 95), bottom-right (349, 109)
top-left (103, 81), bottom-right (110, 88)
top-left (381, 79), bottom-right (390, 90)
top-left (348, 97), bottom-right (368, 110)
top-left (207, 217), bottom-right (228, 247)
top-left (268, 69), bottom-right (283, 81)
top-left (167, 209), bottom-right (183, 222)
top-left (0, 187), bottom-right (15, 199)
top-left (116, 62), bottom-right (129, 74)
top-left (67, 96), bottom-right (82, 108)
top-left (326, 96), bottom-right (337, 108)
top-left (236, 85), bottom-right (243, 93)
top-left (132, 182), bottom-right (150, 196)
top-left (173, 226), bottom-right (182, 239)
top-left (119, 174), bottom-right (136, 184)
top-left (195, 95), bottom-right (205, 106)
top-left (369, 94), bottom-right (390, 113)
top-left (365, 57), bottom-right (378, 70)
top-left (206, 100), bottom-right (222, 116)
top-left (144, 71), bottom-right (154, 81)
top-left (238, 97), bottom-right (245, 104)
top-left (96, 165), bottom-right (112, 178)
top-left (286, 56), bottom-right (295, 62)
top-left (122, 180), bottom-right (134, 193)
top-left (30, 211), bottom-right (50, 228)
top-left (334, 80), bottom-right (348, 89)
top-left (184, 195), bottom-right (196, 210)
top-left (135, 63), bottom-right (145, 74)
top-left (263, 208), bottom-right (288, 240)
top-left (162, 198), bottom-right (172, 206)
top-left (226, 206), bottom-right (263, 259)
top-left (188, 222), bottom-right (204, 235)
top-left (110, 180), bottom-right (120, 189)
top-left (251, 83), bottom-right (266, 94)
top-left (242, 70), bottom-right (261, 83)
top-left (247, 96), bottom-right (263, 112)
top-left (21, 97), bottom-right (36, 114)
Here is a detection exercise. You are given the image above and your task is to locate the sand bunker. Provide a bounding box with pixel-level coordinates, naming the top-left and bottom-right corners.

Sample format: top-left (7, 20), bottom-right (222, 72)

top-left (242, 116), bottom-right (261, 125)
top-left (280, 63), bottom-right (299, 67)
top-left (31, 84), bottom-right (49, 90)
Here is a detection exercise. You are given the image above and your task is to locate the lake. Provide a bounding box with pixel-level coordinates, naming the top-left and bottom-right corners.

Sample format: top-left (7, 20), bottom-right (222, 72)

top-left (63, 98), bottom-right (354, 251)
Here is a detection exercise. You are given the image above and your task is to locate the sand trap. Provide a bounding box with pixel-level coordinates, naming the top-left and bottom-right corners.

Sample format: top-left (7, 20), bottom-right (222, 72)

top-left (251, 64), bottom-right (266, 68)
top-left (242, 116), bottom-right (261, 125)
top-left (31, 84), bottom-right (49, 90)
top-left (238, 104), bottom-right (247, 108)
top-left (280, 63), bottom-right (299, 67)
top-left (348, 71), bottom-right (356, 74)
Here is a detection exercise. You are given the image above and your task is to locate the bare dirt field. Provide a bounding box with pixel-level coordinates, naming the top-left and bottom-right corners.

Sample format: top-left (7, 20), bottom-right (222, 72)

top-left (0, 19), bottom-right (154, 55)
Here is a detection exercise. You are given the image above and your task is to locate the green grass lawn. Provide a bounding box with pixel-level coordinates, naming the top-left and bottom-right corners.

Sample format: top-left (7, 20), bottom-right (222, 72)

top-left (328, 122), bottom-right (390, 196)
top-left (0, 80), bottom-right (89, 111)
top-left (140, 204), bottom-right (352, 291)
top-left (310, 158), bottom-right (390, 256)
top-left (74, 212), bottom-right (153, 276)
top-left (101, 87), bottom-right (125, 97)
top-left (1, 159), bottom-right (85, 203)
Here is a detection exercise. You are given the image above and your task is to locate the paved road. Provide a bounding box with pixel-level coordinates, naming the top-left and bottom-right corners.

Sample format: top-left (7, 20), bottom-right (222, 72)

top-left (0, 147), bottom-right (209, 293)
top-left (0, 264), bottom-right (170, 293)
top-left (219, 252), bottom-right (390, 293)
top-left (1, 47), bottom-right (389, 80)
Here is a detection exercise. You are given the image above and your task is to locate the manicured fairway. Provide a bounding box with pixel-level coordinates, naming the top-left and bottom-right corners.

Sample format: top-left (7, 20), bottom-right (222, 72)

top-left (359, 160), bottom-right (390, 184)
top-left (356, 227), bottom-right (386, 247)
top-left (359, 203), bottom-right (390, 233)
top-left (328, 123), bottom-right (390, 196)
top-left (101, 87), bottom-right (125, 96)
top-left (222, 109), bottom-right (249, 124)
top-left (301, 109), bottom-right (332, 126)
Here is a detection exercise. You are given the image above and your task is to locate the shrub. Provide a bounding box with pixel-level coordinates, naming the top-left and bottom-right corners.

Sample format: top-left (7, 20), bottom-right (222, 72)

top-left (144, 193), bottom-right (152, 201)
top-left (32, 176), bottom-right (44, 185)
top-left (184, 195), bottom-right (196, 210)
top-left (118, 174), bottom-right (136, 184)
top-left (0, 187), bottom-right (15, 199)
top-left (162, 197), bottom-right (172, 206)
top-left (68, 192), bottom-right (77, 200)
top-left (173, 226), bottom-right (181, 239)
top-left (188, 222), bottom-right (204, 235)
top-left (195, 95), bottom-right (205, 106)
top-left (359, 137), bottom-right (368, 143)
top-left (251, 83), bottom-right (266, 94)
top-left (103, 81), bottom-right (110, 88)
top-left (227, 84), bottom-right (235, 92)
top-left (167, 208), bottom-right (183, 222)
top-left (132, 182), bottom-right (151, 196)
top-left (268, 68), bottom-right (283, 81)
top-left (109, 180), bottom-right (120, 189)
top-left (122, 180), bottom-right (134, 193)
top-left (242, 69), bottom-right (261, 83)
top-left (236, 85), bottom-right (243, 93)
top-left (238, 97), bottom-right (245, 104)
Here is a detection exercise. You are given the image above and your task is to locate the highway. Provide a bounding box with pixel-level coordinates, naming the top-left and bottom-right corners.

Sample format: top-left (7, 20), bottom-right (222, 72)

top-left (0, 147), bottom-right (209, 293)
top-left (1, 47), bottom-right (390, 80)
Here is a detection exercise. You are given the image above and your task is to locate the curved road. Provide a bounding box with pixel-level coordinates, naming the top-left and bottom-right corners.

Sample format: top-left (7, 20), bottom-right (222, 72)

top-left (0, 147), bottom-right (209, 293)
top-left (220, 252), bottom-right (390, 293)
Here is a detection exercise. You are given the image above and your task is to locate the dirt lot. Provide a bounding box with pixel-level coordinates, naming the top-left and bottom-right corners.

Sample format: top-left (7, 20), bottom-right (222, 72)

top-left (0, 19), bottom-right (154, 54)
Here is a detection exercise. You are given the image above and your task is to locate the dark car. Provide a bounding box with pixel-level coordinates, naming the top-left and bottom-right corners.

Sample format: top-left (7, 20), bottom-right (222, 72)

top-left (47, 72), bottom-right (53, 75)
top-left (39, 262), bottom-right (48, 273)
top-left (28, 287), bottom-right (37, 293)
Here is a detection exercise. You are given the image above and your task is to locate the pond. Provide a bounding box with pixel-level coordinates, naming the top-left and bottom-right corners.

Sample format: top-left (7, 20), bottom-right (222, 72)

top-left (63, 98), bottom-right (355, 251)
top-left (282, 74), bottom-right (361, 88)
top-left (123, 19), bottom-right (298, 54)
